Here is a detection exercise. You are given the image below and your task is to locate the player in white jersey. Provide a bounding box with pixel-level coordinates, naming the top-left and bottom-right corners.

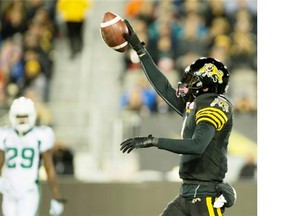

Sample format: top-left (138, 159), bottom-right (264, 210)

top-left (0, 97), bottom-right (65, 216)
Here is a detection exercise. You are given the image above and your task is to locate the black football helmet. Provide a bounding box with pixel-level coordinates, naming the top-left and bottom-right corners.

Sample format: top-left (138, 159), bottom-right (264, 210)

top-left (177, 57), bottom-right (229, 102)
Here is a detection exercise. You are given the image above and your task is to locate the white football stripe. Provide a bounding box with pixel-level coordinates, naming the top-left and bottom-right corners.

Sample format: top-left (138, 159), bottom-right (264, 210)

top-left (100, 16), bottom-right (122, 28)
top-left (112, 41), bottom-right (128, 50)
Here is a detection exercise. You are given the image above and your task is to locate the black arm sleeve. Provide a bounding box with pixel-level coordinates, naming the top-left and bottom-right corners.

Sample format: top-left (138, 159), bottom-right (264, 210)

top-left (139, 51), bottom-right (186, 116)
top-left (156, 122), bottom-right (216, 154)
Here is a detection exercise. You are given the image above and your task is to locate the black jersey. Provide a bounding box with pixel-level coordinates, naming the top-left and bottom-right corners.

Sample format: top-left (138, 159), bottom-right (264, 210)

top-left (139, 52), bottom-right (233, 198)
top-left (179, 93), bottom-right (233, 182)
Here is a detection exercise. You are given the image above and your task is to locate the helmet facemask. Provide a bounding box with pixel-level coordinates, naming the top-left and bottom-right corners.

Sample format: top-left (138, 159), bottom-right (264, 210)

top-left (176, 66), bottom-right (203, 102)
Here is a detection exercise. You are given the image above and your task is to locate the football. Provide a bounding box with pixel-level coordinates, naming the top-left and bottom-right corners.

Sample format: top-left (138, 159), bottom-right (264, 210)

top-left (100, 12), bottom-right (129, 53)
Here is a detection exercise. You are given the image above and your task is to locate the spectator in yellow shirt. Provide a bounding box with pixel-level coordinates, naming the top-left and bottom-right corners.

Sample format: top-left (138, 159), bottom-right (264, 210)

top-left (56, 0), bottom-right (91, 59)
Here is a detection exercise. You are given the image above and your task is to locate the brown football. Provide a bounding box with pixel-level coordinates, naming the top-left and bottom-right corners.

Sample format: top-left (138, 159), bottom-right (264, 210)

top-left (100, 12), bottom-right (129, 53)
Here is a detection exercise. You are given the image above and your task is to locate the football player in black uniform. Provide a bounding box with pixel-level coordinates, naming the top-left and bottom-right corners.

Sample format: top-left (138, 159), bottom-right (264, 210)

top-left (120, 20), bottom-right (237, 216)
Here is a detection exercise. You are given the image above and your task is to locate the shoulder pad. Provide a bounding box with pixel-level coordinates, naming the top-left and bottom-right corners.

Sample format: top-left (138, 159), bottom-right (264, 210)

top-left (196, 94), bottom-right (232, 113)
top-left (195, 94), bottom-right (232, 131)
top-left (33, 126), bottom-right (55, 138)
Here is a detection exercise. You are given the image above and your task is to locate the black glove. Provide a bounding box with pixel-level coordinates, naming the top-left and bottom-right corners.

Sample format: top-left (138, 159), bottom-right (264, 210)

top-left (123, 19), bottom-right (146, 56)
top-left (120, 134), bottom-right (157, 153)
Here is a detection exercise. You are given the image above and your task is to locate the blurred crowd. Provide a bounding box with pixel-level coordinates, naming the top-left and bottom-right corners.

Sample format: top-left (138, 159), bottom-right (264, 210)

top-left (0, 0), bottom-right (58, 105)
top-left (119, 0), bottom-right (257, 116)
top-left (0, 0), bottom-right (257, 120)
top-left (0, 0), bottom-right (257, 179)
top-left (0, 0), bottom-right (86, 177)
top-left (0, 0), bottom-right (90, 124)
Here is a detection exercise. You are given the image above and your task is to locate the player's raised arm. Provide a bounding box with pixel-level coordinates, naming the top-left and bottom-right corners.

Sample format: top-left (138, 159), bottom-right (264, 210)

top-left (123, 19), bottom-right (186, 116)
